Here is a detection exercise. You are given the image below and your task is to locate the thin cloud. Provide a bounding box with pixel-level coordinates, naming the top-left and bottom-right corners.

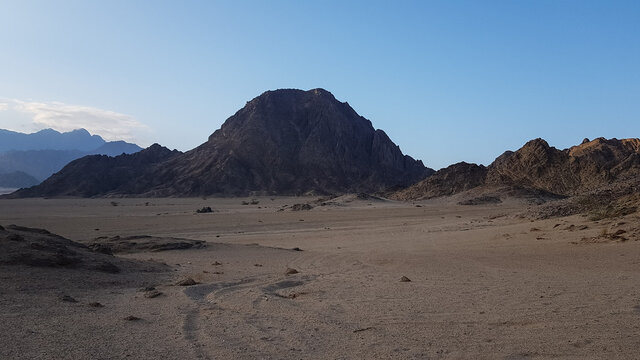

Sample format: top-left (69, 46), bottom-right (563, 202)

top-left (0, 99), bottom-right (149, 143)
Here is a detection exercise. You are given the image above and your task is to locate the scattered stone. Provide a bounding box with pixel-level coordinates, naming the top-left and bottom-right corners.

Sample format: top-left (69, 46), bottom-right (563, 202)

top-left (458, 196), bottom-right (502, 205)
top-left (89, 244), bottom-right (113, 255)
top-left (92, 261), bottom-right (121, 274)
top-left (124, 315), bottom-right (141, 321)
top-left (291, 203), bottom-right (312, 211)
top-left (212, 261), bottom-right (222, 266)
top-left (144, 290), bottom-right (163, 298)
top-left (400, 276), bottom-right (411, 282)
top-left (353, 327), bottom-right (373, 333)
top-left (176, 277), bottom-right (198, 286)
top-left (88, 302), bottom-right (104, 308)
top-left (254, 263), bottom-right (263, 267)
top-left (88, 235), bottom-right (205, 254)
top-left (196, 206), bottom-right (213, 213)
top-left (285, 268), bottom-right (299, 275)
top-left (7, 233), bottom-right (24, 241)
top-left (292, 247), bottom-right (303, 251)
top-left (529, 227), bottom-right (540, 232)
top-left (212, 271), bottom-right (224, 274)
top-left (60, 295), bottom-right (78, 303)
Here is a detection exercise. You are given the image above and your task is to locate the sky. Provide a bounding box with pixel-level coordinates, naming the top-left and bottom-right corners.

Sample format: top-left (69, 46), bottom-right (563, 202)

top-left (0, 0), bottom-right (638, 169)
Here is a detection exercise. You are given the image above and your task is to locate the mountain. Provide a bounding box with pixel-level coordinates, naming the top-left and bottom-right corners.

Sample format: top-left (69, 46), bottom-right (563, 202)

top-left (0, 128), bottom-right (104, 152)
top-left (394, 137), bottom-right (640, 201)
top-left (486, 137), bottom-right (640, 196)
top-left (0, 150), bottom-right (85, 181)
top-left (12, 145), bottom-right (181, 197)
top-left (0, 129), bottom-right (143, 187)
top-left (393, 162), bottom-right (487, 201)
top-left (89, 141), bottom-right (144, 157)
top-left (10, 88), bottom-right (432, 197)
top-left (0, 171), bottom-right (39, 188)
top-left (144, 88), bottom-right (432, 195)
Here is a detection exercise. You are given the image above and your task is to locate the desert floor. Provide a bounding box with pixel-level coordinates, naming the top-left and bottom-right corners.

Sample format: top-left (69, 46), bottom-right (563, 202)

top-left (1, 196), bottom-right (640, 359)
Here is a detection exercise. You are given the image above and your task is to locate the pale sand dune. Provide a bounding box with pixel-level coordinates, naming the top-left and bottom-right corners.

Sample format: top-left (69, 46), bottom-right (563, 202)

top-left (1, 197), bottom-right (640, 359)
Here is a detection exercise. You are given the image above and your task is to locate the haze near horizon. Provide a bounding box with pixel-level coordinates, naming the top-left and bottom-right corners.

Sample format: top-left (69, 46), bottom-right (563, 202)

top-left (0, 0), bottom-right (638, 169)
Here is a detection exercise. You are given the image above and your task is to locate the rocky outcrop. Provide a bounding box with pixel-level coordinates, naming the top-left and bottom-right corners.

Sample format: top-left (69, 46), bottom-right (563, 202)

top-left (394, 137), bottom-right (640, 200)
top-left (486, 138), bottom-right (640, 196)
top-left (392, 162), bottom-right (487, 200)
top-left (10, 144), bottom-right (181, 197)
top-left (0, 225), bottom-right (168, 273)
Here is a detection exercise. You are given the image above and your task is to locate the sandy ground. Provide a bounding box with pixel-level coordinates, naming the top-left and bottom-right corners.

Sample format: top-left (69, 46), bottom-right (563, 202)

top-left (1, 196), bottom-right (640, 359)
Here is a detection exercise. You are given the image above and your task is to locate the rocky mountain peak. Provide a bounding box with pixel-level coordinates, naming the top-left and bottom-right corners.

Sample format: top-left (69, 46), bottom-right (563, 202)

top-left (12, 89), bottom-right (432, 197)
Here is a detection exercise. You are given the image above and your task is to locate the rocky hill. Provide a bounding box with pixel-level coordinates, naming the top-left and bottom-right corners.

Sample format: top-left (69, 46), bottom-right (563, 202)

top-left (394, 137), bottom-right (640, 201)
top-left (10, 89), bottom-right (432, 197)
top-left (393, 162), bottom-right (487, 201)
top-left (143, 88), bottom-right (432, 195)
top-left (486, 137), bottom-right (640, 196)
top-left (11, 144), bottom-right (181, 197)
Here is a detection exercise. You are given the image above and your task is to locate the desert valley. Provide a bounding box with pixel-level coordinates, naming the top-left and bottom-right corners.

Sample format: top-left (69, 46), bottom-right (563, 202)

top-left (1, 88), bottom-right (640, 359)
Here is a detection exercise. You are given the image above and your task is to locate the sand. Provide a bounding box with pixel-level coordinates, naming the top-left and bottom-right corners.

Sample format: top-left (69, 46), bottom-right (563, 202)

top-left (1, 196), bottom-right (639, 359)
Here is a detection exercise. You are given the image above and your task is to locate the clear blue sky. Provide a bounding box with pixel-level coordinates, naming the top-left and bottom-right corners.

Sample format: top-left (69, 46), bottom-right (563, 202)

top-left (1, 0), bottom-right (638, 169)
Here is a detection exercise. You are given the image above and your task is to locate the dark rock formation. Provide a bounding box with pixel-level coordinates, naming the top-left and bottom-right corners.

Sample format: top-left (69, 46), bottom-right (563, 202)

top-left (88, 235), bottom-right (206, 254)
top-left (11, 89), bottom-right (432, 197)
top-left (9, 144), bottom-right (181, 197)
top-left (394, 137), bottom-right (640, 200)
top-left (0, 225), bottom-right (167, 273)
top-left (486, 137), bottom-right (640, 196)
top-left (392, 162), bottom-right (487, 200)
top-left (142, 88), bottom-right (431, 195)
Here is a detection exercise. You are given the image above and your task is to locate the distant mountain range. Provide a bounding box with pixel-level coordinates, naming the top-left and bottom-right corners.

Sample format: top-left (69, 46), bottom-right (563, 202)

top-left (0, 128), bottom-right (142, 188)
top-left (12, 89), bottom-right (432, 197)
top-left (7, 88), bottom-right (640, 220)
top-left (0, 128), bottom-right (105, 152)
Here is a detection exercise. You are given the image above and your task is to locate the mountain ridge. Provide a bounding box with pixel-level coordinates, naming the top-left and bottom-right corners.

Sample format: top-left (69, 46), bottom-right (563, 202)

top-left (10, 88), bottom-right (432, 197)
top-left (394, 137), bottom-right (640, 201)
top-left (0, 128), bottom-right (143, 187)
